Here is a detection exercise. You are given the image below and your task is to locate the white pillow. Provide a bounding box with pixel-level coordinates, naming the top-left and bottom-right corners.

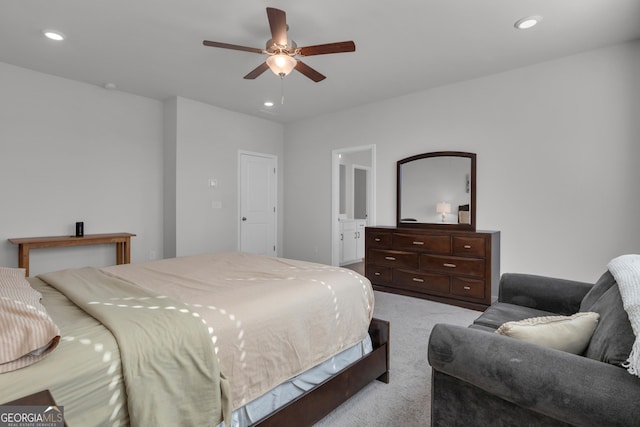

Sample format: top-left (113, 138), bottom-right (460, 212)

top-left (0, 267), bottom-right (61, 373)
top-left (495, 312), bottom-right (600, 354)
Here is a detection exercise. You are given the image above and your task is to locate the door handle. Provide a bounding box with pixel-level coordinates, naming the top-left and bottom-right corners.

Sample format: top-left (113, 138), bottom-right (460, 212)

top-left (242, 217), bottom-right (247, 221)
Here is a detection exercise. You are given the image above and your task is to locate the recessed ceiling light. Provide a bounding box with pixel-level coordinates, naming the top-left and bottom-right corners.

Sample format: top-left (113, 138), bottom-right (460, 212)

top-left (514, 16), bottom-right (542, 30)
top-left (43, 30), bottom-right (65, 41)
top-left (264, 101), bottom-right (274, 107)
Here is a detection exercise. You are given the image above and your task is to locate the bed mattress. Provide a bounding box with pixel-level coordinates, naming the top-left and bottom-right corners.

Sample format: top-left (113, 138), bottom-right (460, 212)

top-left (100, 252), bottom-right (375, 411)
top-left (0, 252), bottom-right (375, 426)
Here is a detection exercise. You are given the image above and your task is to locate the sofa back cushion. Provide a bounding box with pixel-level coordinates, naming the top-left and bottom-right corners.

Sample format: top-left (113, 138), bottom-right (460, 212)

top-left (581, 279), bottom-right (635, 366)
top-left (580, 271), bottom-right (616, 311)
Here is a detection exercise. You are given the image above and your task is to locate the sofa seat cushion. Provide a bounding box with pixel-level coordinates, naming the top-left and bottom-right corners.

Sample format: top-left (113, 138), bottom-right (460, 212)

top-left (473, 302), bottom-right (558, 330)
top-left (468, 324), bottom-right (498, 333)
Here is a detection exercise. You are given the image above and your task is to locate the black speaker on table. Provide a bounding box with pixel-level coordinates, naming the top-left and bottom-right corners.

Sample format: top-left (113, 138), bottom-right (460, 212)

top-left (75, 221), bottom-right (84, 237)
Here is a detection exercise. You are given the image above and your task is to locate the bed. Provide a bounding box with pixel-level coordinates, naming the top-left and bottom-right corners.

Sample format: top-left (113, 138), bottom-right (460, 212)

top-left (0, 252), bottom-right (390, 426)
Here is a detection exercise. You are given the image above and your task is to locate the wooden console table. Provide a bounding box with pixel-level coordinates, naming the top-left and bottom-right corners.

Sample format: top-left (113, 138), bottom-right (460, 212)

top-left (8, 233), bottom-right (136, 276)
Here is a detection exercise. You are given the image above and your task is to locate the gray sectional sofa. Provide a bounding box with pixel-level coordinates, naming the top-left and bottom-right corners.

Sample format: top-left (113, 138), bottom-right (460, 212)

top-left (428, 271), bottom-right (640, 426)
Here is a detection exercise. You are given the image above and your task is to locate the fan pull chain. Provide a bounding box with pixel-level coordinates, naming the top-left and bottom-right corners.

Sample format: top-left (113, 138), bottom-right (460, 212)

top-left (280, 75), bottom-right (285, 105)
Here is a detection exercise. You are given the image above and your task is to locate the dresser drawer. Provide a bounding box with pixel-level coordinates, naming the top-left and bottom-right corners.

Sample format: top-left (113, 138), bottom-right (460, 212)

top-left (420, 254), bottom-right (485, 278)
top-left (394, 269), bottom-right (450, 295)
top-left (451, 276), bottom-right (485, 300)
top-left (366, 231), bottom-right (392, 248)
top-left (364, 227), bottom-right (499, 309)
top-left (452, 236), bottom-right (486, 257)
top-left (393, 233), bottom-right (450, 253)
top-left (366, 264), bottom-right (392, 284)
top-left (368, 249), bottom-right (418, 269)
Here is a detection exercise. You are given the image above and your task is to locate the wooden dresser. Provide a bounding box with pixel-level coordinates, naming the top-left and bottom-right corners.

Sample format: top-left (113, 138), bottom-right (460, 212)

top-left (365, 226), bottom-right (500, 310)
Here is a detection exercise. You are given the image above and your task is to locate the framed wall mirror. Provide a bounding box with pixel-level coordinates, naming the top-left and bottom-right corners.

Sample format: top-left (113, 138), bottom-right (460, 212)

top-left (397, 151), bottom-right (476, 230)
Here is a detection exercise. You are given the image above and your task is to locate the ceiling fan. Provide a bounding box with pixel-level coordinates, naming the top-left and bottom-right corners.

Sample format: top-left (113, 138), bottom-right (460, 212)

top-left (202, 7), bottom-right (355, 82)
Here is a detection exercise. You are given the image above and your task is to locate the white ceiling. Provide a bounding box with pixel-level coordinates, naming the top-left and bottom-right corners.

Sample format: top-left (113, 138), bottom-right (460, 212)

top-left (2, 1), bottom-right (639, 123)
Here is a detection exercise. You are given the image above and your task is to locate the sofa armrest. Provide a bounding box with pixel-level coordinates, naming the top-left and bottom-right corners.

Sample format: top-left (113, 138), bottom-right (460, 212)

top-left (428, 324), bottom-right (640, 427)
top-left (498, 273), bottom-right (593, 314)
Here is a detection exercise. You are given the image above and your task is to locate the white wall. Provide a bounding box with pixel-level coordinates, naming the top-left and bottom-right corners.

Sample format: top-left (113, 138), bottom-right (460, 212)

top-left (283, 40), bottom-right (640, 283)
top-left (0, 62), bottom-right (164, 276)
top-left (167, 97), bottom-right (284, 257)
top-left (0, 64), bottom-right (283, 274)
top-left (3, 40), bottom-right (638, 282)
top-left (162, 97), bottom-right (178, 258)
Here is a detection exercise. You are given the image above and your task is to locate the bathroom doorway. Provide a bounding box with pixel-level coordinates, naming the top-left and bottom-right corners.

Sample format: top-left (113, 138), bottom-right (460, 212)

top-left (331, 145), bottom-right (376, 266)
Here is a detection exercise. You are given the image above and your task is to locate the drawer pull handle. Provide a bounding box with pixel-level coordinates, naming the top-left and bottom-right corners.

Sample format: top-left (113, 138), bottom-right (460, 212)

top-left (374, 272), bottom-right (381, 276)
top-left (463, 286), bottom-right (471, 290)
top-left (443, 263), bottom-right (457, 268)
top-left (385, 256), bottom-right (396, 261)
top-left (375, 238), bottom-right (381, 242)
top-left (412, 278), bottom-right (424, 283)
top-left (464, 245), bottom-right (472, 249)
top-left (412, 241), bottom-right (424, 245)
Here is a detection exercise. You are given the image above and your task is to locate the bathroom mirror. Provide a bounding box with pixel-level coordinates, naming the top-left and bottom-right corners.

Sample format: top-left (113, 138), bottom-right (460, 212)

top-left (397, 151), bottom-right (476, 230)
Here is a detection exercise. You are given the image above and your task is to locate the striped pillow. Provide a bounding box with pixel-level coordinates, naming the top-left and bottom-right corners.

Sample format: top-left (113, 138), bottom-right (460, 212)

top-left (0, 267), bottom-right (61, 373)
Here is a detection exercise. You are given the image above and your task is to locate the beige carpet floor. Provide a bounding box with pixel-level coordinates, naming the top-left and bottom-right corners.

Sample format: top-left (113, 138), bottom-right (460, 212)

top-left (314, 289), bottom-right (481, 426)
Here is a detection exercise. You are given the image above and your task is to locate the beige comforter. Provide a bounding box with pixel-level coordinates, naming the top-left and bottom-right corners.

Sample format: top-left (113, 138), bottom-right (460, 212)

top-left (101, 252), bottom-right (375, 410)
top-left (39, 267), bottom-right (231, 427)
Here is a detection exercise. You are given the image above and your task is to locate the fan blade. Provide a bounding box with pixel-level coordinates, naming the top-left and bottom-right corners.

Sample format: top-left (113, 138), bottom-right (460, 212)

top-left (244, 62), bottom-right (270, 79)
top-left (266, 7), bottom-right (288, 46)
top-left (203, 40), bottom-right (263, 54)
top-left (295, 61), bottom-right (326, 82)
top-left (299, 41), bottom-right (356, 56)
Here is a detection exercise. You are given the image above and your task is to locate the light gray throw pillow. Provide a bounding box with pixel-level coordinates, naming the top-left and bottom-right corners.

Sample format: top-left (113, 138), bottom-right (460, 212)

top-left (495, 312), bottom-right (599, 354)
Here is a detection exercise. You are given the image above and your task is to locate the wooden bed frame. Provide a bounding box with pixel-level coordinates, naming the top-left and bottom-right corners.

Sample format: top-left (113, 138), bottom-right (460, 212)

top-left (253, 318), bottom-right (390, 426)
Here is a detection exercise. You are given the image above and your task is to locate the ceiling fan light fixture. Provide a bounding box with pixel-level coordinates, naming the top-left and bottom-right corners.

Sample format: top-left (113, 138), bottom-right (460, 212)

top-left (202, 7), bottom-right (352, 82)
top-left (266, 53), bottom-right (297, 77)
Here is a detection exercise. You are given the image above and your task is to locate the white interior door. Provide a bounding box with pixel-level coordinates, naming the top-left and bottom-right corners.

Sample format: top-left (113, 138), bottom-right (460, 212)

top-left (239, 152), bottom-right (277, 256)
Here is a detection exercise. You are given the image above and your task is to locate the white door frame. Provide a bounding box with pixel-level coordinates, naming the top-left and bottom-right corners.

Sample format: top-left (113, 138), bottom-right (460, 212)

top-left (238, 150), bottom-right (278, 255)
top-left (331, 145), bottom-right (376, 266)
